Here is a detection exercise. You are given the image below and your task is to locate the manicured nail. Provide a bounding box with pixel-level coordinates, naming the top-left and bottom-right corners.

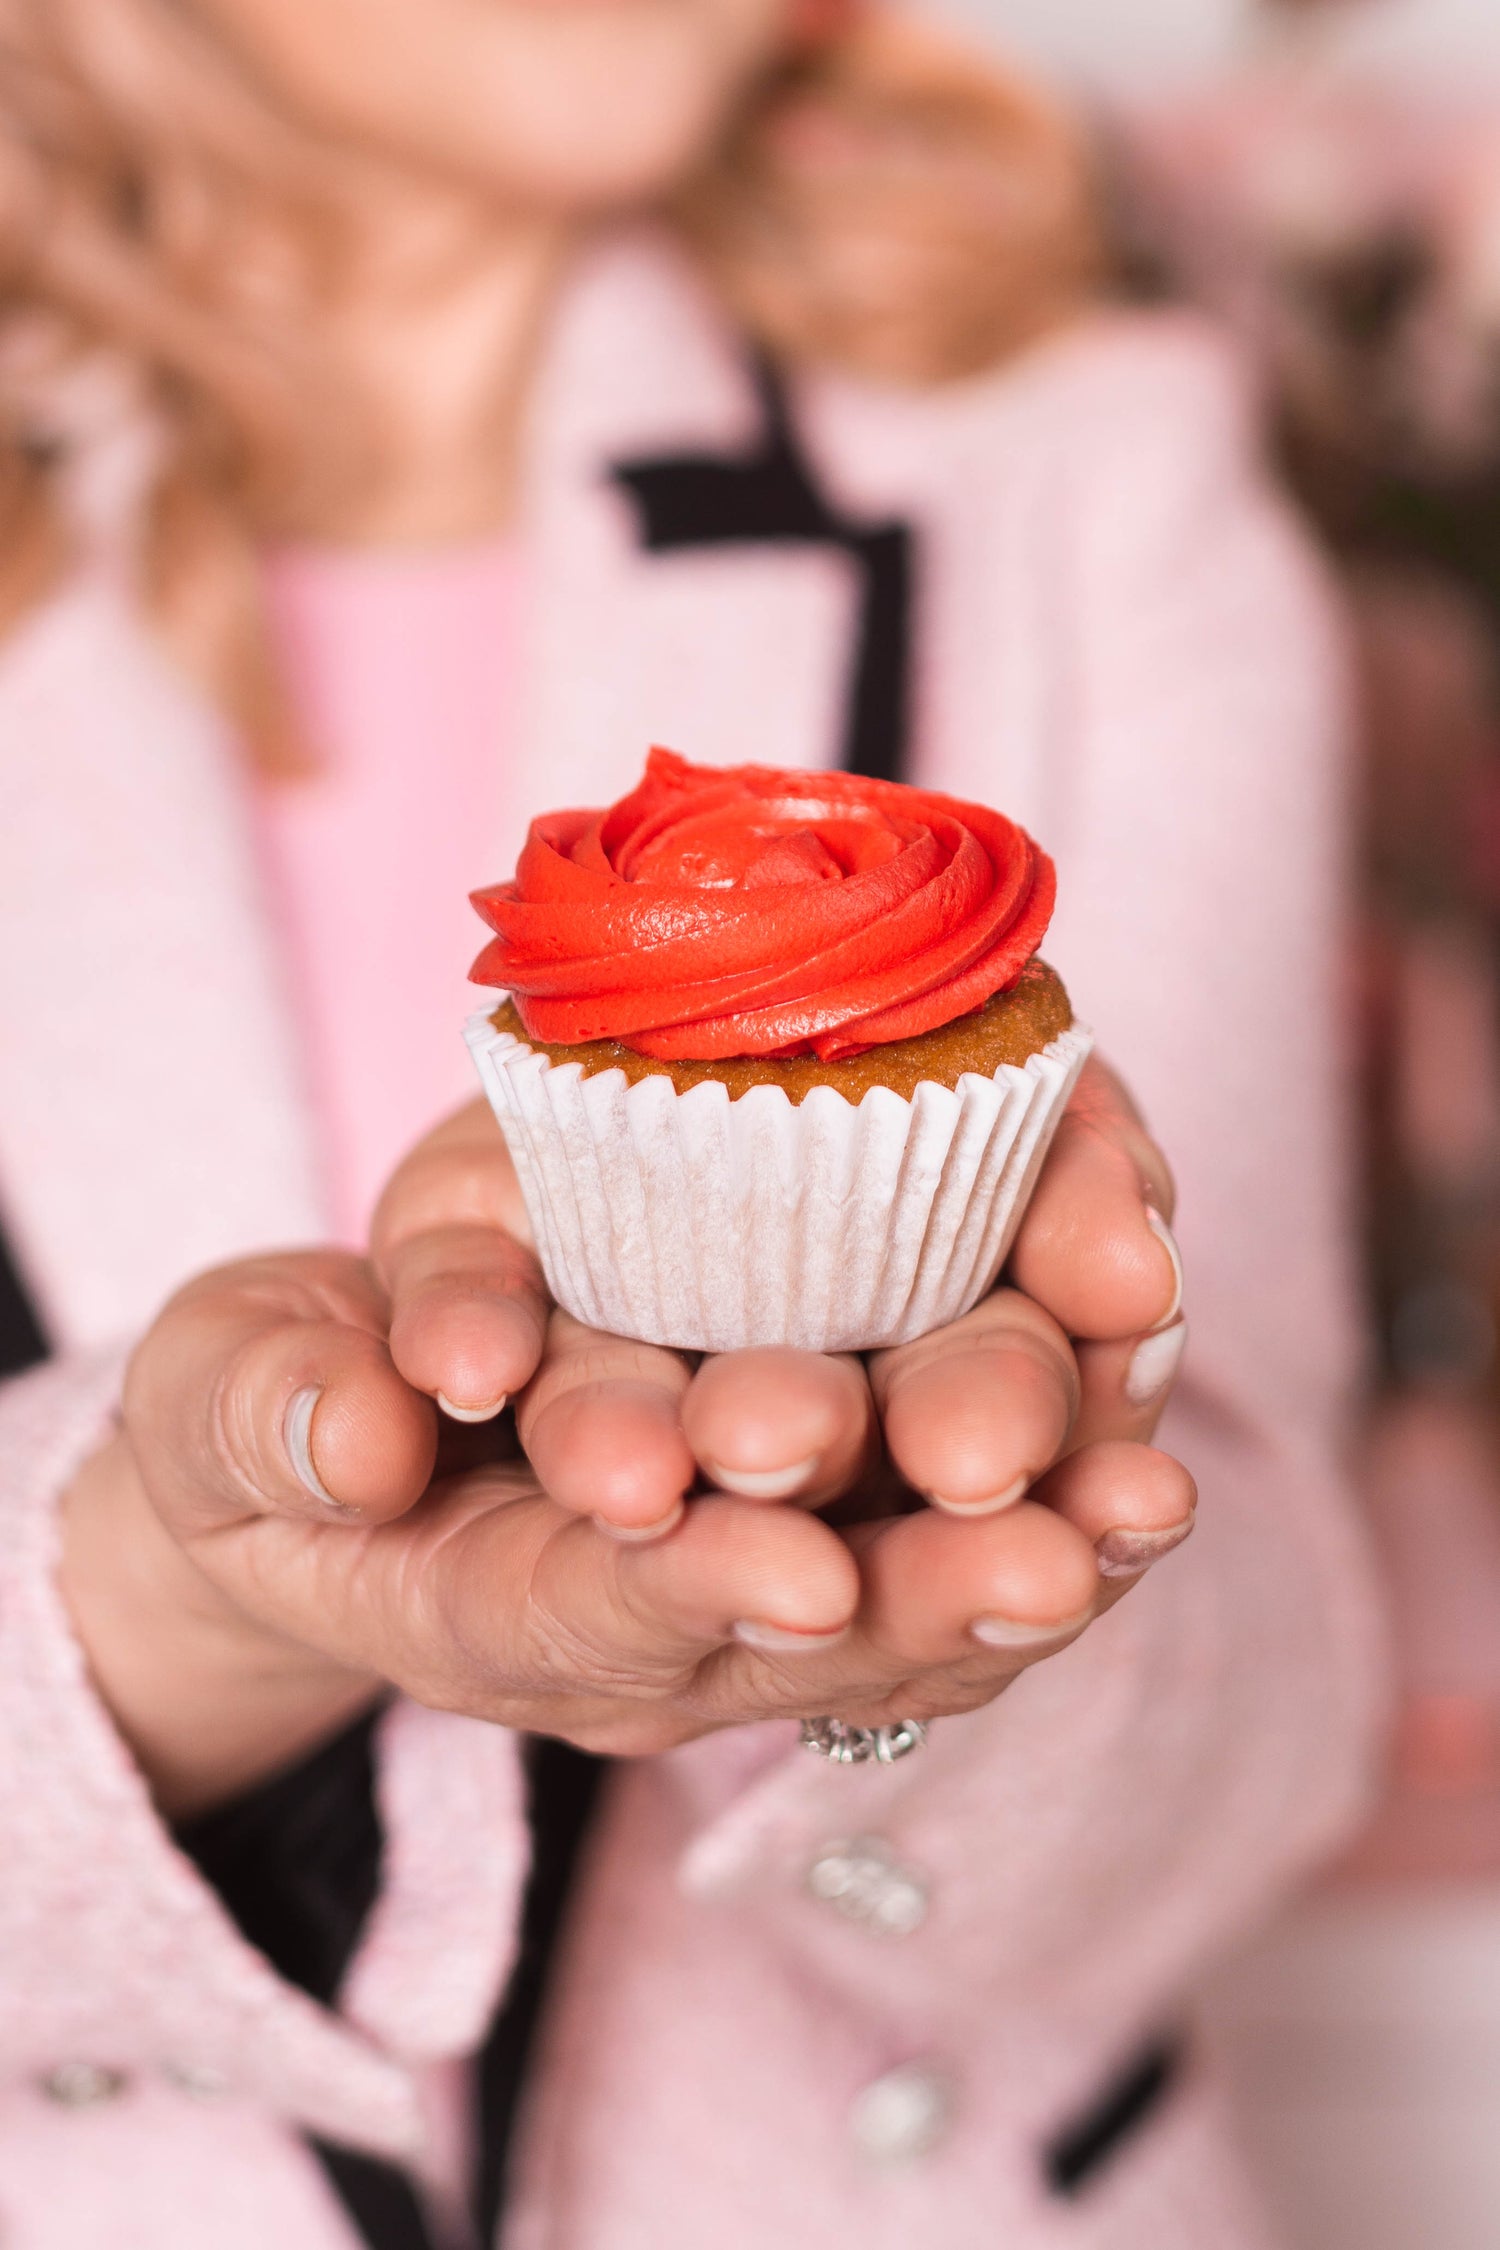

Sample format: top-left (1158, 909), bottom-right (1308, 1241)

top-left (706, 1456), bottom-right (819, 1500)
top-left (594, 1499), bottom-right (686, 1545)
top-left (1096, 1517), bottom-right (1195, 1580)
top-left (284, 1386), bottom-right (340, 1508)
top-left (733, 1619), bottom-right (850, 1652)
top-left (969, 1610), bottom-right (1089, 1649)
top-left (437, 1391), bottom-right (508, 1424)
top-left (1145, 1207), bottom-right (1184, 1328)
top-left (1124, 1319), bottom-right (1188, 1408)
top-left (925, 1473), bottom-right (1029, 1519)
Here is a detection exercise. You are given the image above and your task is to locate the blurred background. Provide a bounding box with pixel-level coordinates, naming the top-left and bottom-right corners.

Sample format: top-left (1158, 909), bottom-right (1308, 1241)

top-left (953, 0), bottom-right (1500, 87)
top-left (930, 2), bottom-right (1500, 2244)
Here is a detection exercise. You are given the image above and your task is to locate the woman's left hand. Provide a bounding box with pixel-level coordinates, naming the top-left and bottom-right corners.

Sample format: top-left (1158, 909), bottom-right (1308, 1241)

top-left (371, 1055), bottom-right (1194, 1726)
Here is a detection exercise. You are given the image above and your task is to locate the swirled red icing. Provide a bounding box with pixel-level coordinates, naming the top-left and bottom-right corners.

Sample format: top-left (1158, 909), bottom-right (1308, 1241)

top-left (470, 748), bottom-right (1056, 1061)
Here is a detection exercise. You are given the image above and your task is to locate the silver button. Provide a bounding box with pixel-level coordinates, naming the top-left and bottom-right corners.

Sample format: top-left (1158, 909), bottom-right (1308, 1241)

top-left (807, 1836), bottom-right (928, 1937)
top-left (39, 2063), bottom-right (127, 2109)
top-left (849, 2062), bottom-right (953, 2164)
top-left (162, 2062), bottom-right (229, 2100)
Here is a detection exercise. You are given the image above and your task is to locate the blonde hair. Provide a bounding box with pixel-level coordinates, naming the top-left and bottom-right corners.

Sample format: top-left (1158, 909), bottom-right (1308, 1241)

top-left (0, 0), bottom-right (1100, 767)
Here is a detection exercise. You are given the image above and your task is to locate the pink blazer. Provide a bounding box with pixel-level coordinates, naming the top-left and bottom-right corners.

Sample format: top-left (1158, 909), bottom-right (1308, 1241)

top-left (0, 236), bottom-right (1384, 2248)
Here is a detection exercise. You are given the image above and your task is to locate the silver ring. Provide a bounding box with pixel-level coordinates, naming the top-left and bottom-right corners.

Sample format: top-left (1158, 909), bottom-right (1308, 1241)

top-left (799, 1717), bottom-right (928, 1766)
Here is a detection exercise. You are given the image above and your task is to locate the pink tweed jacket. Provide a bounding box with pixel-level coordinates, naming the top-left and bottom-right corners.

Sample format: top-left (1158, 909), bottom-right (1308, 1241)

top-left (0, 238), bottom-right (1384, 2248)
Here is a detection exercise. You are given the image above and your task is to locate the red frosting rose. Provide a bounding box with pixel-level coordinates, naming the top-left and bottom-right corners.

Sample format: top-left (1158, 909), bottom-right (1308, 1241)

top-left (470, 748), bottom-right (1056, 1061)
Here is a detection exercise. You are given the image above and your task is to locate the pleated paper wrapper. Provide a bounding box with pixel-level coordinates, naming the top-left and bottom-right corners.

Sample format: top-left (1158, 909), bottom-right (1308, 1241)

top-left (465, 1009), bottom-right (1093, 1354)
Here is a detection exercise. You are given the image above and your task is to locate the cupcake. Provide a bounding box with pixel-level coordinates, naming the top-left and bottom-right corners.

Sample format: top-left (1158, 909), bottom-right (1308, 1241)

top-left (465, 748), bottom-right (1092, 1354)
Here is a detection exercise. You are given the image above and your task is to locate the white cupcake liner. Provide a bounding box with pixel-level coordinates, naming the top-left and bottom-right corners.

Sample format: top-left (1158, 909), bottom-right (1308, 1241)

top-left (465, 1007), bottom-right (1093, 1354)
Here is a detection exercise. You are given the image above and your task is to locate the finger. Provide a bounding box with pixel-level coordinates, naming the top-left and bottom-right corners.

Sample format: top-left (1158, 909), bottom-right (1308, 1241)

top-left (868, 1289), bottom-right (1078, 1516)
top-left (700, 1500), bottom-right (1101, 1729)
top-left (1029, 1439), bottom-right (1197, 1590)
top-left (1009, 1054), bottom-right (1182, 1342)
top-left (590, 1493), bottom-right (861, 1658)
top-left (853, 1500), bottom-right (1099, 1667)
top-left (515, 1311), bottom-right (697, 1537)
top-left (1069, 1319), bottom-right (1189, 1453)
top-left (681, 1348), bottom-right (876, 1506)
top-left (517, 1495), bottom-right (863, 1753)
top-left (372, 1100), bottom-right (550, 1419)
top-left (124, 1252), bottom-right (437, 1539)
top-left (398, 1479), bottom-right (861, 1712)
top-left (383, 1223), bottom-right (550, 1422)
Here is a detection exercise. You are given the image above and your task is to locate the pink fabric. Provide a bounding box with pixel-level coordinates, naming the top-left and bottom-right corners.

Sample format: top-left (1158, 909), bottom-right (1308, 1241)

top-left (0, 236), bottom-right (1386, 2248)
top-left (258, 540), bottom-right (521, 1243)
top-left (0, 579), bottom-right (327, 1354)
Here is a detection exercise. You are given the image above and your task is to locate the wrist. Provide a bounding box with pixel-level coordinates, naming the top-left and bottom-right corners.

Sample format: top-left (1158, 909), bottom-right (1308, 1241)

top-left (60, 1432), bottom-right (380, 1821)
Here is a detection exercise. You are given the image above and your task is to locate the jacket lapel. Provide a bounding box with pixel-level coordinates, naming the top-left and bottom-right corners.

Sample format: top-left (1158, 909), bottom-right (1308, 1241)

top-left (515, 231), bottom-right (1078, 861)
top-left (510, 236), bottom-right (863, 873)
top-left (0, 571), bottom-right (326, 1352)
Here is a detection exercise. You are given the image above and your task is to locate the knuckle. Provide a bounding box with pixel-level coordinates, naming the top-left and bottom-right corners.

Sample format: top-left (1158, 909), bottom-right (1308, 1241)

top-left (550, 1320), bottom-right (690, 1391)
top-left (521, 1564), bottom-right (696, 1701)
top-left (881, 1320), bottom-right (1079, 1435)
top-left (523, 1344), bottom-right (691, 1434)
top-left (374, 1128), bottom-right (524, 1260)
top-left (980, 1290), bottom-right (1077, 1369)
top-left (206, 1355), bottom-right (281, 1509)
top-left (393, 1223), bottom-right (541, 1296)
top-left (1055, 1063), bottom-right (1175, 1218)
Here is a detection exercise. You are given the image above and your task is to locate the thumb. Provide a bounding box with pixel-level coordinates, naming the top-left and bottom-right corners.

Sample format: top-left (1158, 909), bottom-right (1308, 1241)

top-left (124, 1250), bottom-right (437, 1539)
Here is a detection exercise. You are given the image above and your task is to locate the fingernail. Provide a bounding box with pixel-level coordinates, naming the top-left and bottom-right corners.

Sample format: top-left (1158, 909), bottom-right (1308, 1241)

top-left (1145, 1206), bottom-right (1184, 1328)
top-left (925, 1473), bottom-right (1029, 1519)
top-left (705, 1456), bottom-right (819, 1500)
top-left (970, 1609), bottom-right (1089, 1649)
top-left (284, 1386), bottom-right (340, 1508)
top-left (1096, 1516), bottom-right (1195, 1580)
top-left (594, 1499), bottom-right (686, 1545)
top-left (1124, 1319), bottom-right (1188, 1408)
top-left (437, 1391), bottom-right (508, 1424)
top-left (733, 1619), bottom-right (850, 1652)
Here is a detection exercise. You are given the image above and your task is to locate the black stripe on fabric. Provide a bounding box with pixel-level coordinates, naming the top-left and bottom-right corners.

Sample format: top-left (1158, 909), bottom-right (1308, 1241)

top-left (0, 1218), bottom-right (48, 1381)
top-left (174, 1706), bottom-right (386, 2010)
top-left (1043, 2036), bottom-right (1183, 2196)
top-left (175, 1713), bottom-right (606, 2250)
top-left (473, 1738), bottom-right (607, 2239)
top-left (306, 2143), bottom-right (437, 2250)
top-left (609, 358), bottom-right (915, 785)
top-left (174, 1711), bottom-right (436, 2250)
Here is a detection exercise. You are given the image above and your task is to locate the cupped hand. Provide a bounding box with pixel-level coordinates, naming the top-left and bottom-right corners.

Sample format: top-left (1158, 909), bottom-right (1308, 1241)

top-left (70, 1249), bottom-right (1124, 1815)
top-left (64, 1055), bottom-right (1192, 1819)
top-left (366, 1052), bottom-right (1195, 1719)
top-left (373, 1055), bottom-right (1190, 1537)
